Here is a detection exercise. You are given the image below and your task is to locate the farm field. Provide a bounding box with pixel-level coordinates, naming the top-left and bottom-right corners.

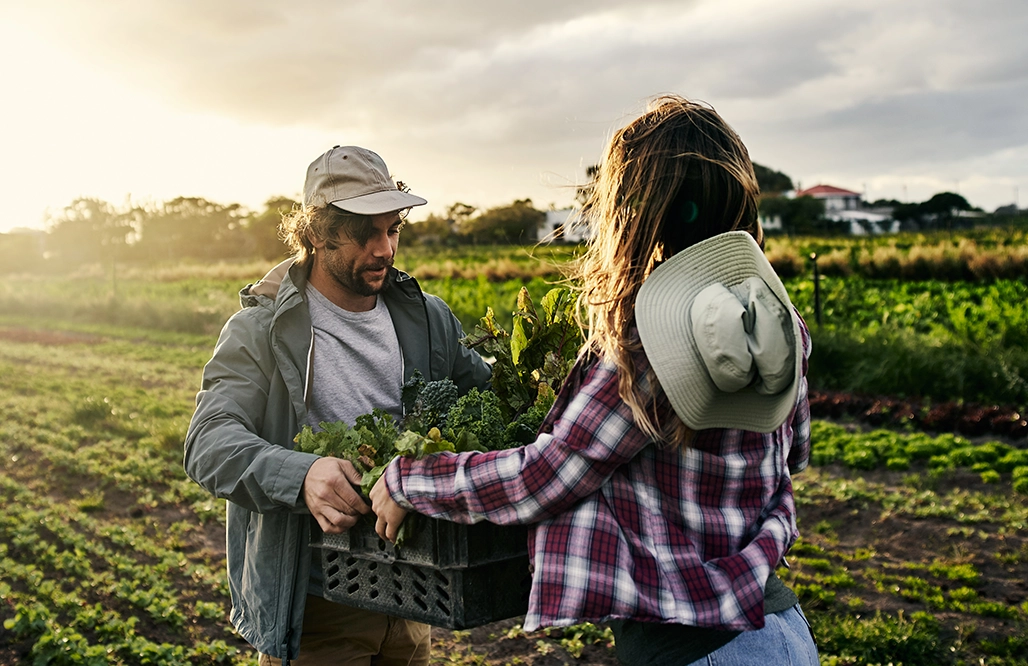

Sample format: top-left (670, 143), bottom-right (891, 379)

top-left (2, 237), bottom-right (1027, 665)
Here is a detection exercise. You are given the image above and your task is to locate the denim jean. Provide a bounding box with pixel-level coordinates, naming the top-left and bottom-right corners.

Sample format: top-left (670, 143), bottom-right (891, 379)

top-left (690, 605), bottom-right (819, 666)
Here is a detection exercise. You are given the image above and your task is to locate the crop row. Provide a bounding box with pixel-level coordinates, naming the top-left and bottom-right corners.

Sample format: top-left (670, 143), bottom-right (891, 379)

top-left (809, 391), bottom-right (1028, 440)
top-left (785, 277), bottom-right (1028, 349)
top-left (0, 476), bottom-right (242, 665)
top-left (768, 235), bottom-right (1028, 281)
top-left (786, 462), bottom-right (1028, 665)
top-left (808, 421), bottom-right (1028, 487)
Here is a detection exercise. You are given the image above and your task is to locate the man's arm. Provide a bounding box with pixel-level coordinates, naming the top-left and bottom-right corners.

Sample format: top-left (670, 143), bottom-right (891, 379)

top-left (184, 310), bottom-right (368, 528)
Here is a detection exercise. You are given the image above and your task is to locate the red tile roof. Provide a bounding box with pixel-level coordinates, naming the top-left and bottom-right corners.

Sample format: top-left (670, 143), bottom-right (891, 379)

top-left (796, 184), bottom-right (861, 197)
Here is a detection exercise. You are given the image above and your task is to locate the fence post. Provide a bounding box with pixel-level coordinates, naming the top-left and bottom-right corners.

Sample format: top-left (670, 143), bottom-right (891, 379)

top-left (810, 252), bottom-right (822, 328)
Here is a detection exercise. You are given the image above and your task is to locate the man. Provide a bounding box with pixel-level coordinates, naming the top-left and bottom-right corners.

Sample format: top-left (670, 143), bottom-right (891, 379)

top-left (184, 145), bottom-right (492, 665)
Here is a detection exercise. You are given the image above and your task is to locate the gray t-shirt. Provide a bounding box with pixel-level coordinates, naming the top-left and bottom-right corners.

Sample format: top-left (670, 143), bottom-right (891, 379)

top-left (305, 284), bottom-right (404, 597)
top-left (305, 285), bottom-right (404, 428)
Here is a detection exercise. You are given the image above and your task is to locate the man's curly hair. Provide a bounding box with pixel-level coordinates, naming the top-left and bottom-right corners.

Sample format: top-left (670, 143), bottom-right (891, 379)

top-left (279, 205), bottom-right (404, 266)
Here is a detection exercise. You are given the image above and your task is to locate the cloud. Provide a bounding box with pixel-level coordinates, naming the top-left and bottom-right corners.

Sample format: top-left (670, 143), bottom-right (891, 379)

top-left (2, 0), bottom-right (1026, 221)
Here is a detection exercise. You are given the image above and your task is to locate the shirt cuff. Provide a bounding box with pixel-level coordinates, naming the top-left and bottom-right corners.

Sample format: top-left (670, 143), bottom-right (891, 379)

top-left (384, 456), bottom-right (416, 511)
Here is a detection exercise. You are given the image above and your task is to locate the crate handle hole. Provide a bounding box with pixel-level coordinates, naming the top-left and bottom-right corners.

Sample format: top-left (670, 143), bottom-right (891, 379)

top-left (412, 596), bottom-right (428, 612)
top-left (435, 586), bottom-right (451, 602)
top-left (369, 590), bottom-right (379, 599)
top-left (369, 576), bottom-right (379, 585)
top-left (326, 565), bottom-right (339, 577)
top-left (347, 583), bottom-right (360, 594)
top-left (435, 600), bottom-right (451, 616)
top-left (412, 581), bottom-right (428, 596)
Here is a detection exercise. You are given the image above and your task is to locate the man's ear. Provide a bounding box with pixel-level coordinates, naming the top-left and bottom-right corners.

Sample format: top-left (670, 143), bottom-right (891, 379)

top-left (308, 229), bottom-right (327, 250)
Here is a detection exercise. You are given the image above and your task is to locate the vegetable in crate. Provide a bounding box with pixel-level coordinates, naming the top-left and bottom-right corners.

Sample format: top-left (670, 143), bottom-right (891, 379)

top-left (400, 369), bottom-right (460, 434)
top-left (462, 286), bottom-right (582, 429)
top-left (295, 287), bottom-right (582, 537)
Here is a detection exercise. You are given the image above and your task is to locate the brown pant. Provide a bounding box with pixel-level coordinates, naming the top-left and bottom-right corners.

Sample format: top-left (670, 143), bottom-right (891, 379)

top-left (258, 595), bottom-right (431, 666)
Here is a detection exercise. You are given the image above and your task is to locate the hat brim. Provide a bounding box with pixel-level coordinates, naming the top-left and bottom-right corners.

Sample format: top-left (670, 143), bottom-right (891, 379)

top-left (636, 231), bottom-right (802, 433)
top-left (330, 189), bottom-right (427, 216)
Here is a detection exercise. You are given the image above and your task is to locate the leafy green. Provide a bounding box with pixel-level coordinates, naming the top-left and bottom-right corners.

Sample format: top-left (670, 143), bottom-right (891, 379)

top-left (444, 388), bottom-right (505, 449)
top-left (462, 286), bottom-right (582, 422)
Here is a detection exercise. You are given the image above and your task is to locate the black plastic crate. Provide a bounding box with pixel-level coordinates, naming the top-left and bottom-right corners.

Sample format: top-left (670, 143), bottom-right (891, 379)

top-left (317, 516), bottom-right (528, 567)
top-left (311, 518), bottom-right (532, 629)
top-left (319, 550), bottom-right (531, 629)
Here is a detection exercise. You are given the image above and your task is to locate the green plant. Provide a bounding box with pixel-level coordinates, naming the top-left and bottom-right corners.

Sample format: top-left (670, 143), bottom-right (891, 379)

top-left (811, 611), bottom-right (946, 665)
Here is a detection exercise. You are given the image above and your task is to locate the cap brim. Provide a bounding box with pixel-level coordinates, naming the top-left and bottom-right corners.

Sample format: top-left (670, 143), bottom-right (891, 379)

top-left (330, 189), bottom-right (427, 215)
top-left (636, 231), bottom-right (801, 433)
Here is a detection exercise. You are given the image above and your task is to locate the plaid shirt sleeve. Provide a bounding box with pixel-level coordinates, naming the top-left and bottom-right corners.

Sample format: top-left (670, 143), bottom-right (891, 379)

top-left (385, 359), bottom-right (649, 525)
top-left (787, 312), bottom-right (812, 474)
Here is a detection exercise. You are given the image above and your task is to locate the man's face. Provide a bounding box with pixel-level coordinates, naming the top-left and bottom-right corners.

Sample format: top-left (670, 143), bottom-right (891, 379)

top-left (317, 211), bottom-right (402, 300)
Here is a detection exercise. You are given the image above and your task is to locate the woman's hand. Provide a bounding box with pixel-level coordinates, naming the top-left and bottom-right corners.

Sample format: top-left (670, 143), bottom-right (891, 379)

top-left (370, 474), bottom-right (408, 543)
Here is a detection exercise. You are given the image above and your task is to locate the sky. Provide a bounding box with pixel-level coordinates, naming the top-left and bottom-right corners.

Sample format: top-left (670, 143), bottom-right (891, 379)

top-left (1, 0), bottom-right (1026, 234)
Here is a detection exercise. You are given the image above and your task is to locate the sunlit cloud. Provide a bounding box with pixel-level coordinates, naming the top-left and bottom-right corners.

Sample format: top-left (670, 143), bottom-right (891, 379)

top-left (1, 0), bottom-right (1025, 232)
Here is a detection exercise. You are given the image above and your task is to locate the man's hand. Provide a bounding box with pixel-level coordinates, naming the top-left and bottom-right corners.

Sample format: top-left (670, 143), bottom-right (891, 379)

top-left (302, 457), bottom-right (370, 534)
top-left (370, 475), bottom-right (408, 543)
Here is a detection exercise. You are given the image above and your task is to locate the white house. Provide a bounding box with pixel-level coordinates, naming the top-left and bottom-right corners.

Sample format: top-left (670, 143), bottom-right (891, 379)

top-left (795, 184), bottom-right (863, 212)
top-left (795, 184), bottom-right (898, 235)
top-left (537, 208), bottom-right (590, 243)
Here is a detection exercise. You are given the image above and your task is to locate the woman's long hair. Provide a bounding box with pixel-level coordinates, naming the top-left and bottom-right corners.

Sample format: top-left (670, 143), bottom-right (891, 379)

top-left (570, 94), bottom-right (764, 443)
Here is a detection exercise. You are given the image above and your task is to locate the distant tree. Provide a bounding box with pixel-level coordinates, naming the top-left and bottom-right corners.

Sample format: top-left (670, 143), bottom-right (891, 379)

top-left (921, 192), bottom-right (971, 216)
top-left (447, 203), bottom-right (477, 230)
top-left (891, 202), bottom-right (922, 222)
top-left (402, 212), bottom-right (455, 245)
top-left (136, 197), bottom-right (250, 261)
top-left (45, 197), bottom-right (132, 265)
top-left (759, 195), bottom-right (826, 235)
top-left (247, 196), bottom-right (296, 260)
top-left (890, 192), bottom-right (973, 229)
top-left (0, 231), bottom-right (45, 273)
top-left (753, 163), bottom-right (794, 194)
top-left (458, 199), bottom-right (545, 244)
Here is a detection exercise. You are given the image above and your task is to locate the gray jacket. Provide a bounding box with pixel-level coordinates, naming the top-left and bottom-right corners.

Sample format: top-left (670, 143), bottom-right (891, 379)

top-left (183, 259), bottom-right (491, 660)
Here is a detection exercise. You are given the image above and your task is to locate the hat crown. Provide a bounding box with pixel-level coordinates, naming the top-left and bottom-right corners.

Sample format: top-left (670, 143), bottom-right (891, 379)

top-left (636, 231), bottom-right (802, 433)
top-left (302, 145), bottom-right (427, 215)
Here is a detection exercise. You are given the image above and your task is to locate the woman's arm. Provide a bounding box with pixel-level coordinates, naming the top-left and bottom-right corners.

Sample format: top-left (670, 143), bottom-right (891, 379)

top-left (372, 360), bottom-right (652, 536)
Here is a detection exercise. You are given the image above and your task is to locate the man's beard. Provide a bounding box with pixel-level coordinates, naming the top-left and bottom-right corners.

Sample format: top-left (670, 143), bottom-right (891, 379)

top-left (325, 255), bottom-right (393, 298)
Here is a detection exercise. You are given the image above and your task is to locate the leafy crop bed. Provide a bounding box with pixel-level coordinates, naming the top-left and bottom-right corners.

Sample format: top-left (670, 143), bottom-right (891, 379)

top-left (1, 245), bottom-right (1027, 665)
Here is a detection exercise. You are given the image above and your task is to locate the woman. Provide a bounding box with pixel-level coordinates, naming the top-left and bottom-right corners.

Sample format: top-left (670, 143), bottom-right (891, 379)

top-left (370, 95), bottom-right (819, 665)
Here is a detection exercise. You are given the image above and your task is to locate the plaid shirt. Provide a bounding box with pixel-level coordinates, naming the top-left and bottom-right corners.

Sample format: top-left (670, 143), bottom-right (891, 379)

top-left (385, 316), bottom-right (811, 632)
